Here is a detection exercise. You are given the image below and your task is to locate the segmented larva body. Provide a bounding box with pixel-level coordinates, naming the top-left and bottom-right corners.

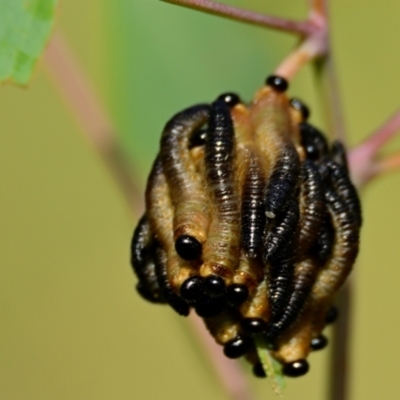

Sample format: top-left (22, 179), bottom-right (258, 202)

top-left (239, 145), bottom-right (268, 259)
top-left (131, 214), bottom-right (165, 304)
top-left (130, 76), bottom-right (361, 379)
top-left (250, 84), bottom-right (301, 219)
top-left (200, 99), bottom-right (241, 289)
top-left (161, 105), bottom-right (211, 262)
top-left (145, 157), bottom-right (191, 315)
top-left (296, 160), bottom-right (326, 259)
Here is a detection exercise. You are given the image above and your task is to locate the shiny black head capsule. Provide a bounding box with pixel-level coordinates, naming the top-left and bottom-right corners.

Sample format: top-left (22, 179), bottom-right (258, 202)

top-left (290, 98), bottom-right (310, 120)
top-left (253, 362), bottom-right (267, 378)
top-left (223, 336), bottom-right (252, 359)
top-left (194, 297), bottom-right (224, 318)
top-left (283, 359), bottom-right (309, 377)
top-left (180, 276), bottom-right (204, 302)
top-left (310, 334), bottom-right (328, 351)
top-left (240, 318), bottom-right (268, 335)
top-left (189, 128), bottom-right (207, 149)
top-left (175, 235), bottom-right (202, 261)
top-left (265, 75), bottom-right (289, 92)
top-left (226, 284), bottom-right (249, 307)
top-left (217, 92), bottom-right (241, 108)
top-left (203, 275), bottom-right (226, 297)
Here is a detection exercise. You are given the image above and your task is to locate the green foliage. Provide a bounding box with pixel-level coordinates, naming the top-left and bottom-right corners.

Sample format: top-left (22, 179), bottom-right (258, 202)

top-left (0, 0), bottom-right (58, 85)
top-left (255, 335), bottom-right (286, 396)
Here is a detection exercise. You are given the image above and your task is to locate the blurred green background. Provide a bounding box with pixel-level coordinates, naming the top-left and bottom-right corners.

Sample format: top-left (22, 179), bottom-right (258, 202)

top-left (1, 1), bottom-right (400, 399)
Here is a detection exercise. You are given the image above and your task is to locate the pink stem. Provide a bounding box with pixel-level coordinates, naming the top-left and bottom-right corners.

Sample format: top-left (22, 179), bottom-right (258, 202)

top-left (358, 110), bottom-right (400, 158)
top-left (349, 110), bottom-right (400, 187)
top-left (275, 34), bottom-right (327, 80)
top-left (43, 32), bottom-right (143, 214)
top-left (161, 0), bottom-right (312, 36)
top-left (189, 314), bottom-right (255, 400)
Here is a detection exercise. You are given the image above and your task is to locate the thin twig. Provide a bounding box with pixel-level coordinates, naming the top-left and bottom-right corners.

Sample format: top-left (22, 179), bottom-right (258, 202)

top-left (161, 0), bottom-right (312, 36)
top-left (349, 110), bottom-right (400, 187)
top-left (275, 34), bottom-right (327, 80)
top-left (43, 33), bottom-right (144, 215)
top-left (189, 314), bottom-right (255, 400)
top-left (43, 31), bottom-right (255, 400)
top-left (354, 110), bottom-right (400, 158)
top-left (309, 0), bottom-right (327, 21)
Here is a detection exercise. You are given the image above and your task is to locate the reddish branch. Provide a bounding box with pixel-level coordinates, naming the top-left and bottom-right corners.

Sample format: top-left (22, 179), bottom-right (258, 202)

top-left (161, 0), bottom-right (312, 36)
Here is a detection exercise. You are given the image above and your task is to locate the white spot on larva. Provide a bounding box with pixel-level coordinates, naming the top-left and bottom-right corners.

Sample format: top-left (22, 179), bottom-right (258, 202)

top-left (266, 211), bottom-right (276, 219)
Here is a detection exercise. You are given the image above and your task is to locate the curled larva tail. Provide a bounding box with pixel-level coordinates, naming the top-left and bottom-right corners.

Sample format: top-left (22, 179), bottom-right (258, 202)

top-left (311, 167), bottom-right (361, 302)
top-left (160, 105), bottom-right (211, 260)
top-left (130, 214), bottom-right (165, 304)
top-left (145, 157), bottom-right (194, 315)
top-left (267, 258), bottom-right (319, 340)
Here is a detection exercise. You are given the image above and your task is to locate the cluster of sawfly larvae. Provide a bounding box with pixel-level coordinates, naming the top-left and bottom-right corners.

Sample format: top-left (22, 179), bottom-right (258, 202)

top-left (131, 75), bottom-right (361, 378)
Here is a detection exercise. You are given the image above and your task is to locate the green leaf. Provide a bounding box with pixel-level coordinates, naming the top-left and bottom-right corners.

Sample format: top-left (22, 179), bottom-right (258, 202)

top-left (0, 0), bottom-right (58, 85)
top-left (254, 335), bottom-right (286, 397)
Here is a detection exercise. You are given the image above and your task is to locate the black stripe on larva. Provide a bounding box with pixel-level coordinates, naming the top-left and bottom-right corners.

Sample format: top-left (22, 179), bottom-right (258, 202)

top-left (266, 258), bottom-right (319, 341)
top-left (297, 160), bottom-right (326, 259)
top-left (161, 104), bottom-right (210, 160)
top-left (264, 195), bottom-right (300, 263)
top-left (299, 123), bottom-right (329, 161)
top-left (154, 245), bottom-right (190, 316)
top-left (326, 160), bottom-right (362, 227)
top-left (205, 99), bottom-right (236, 213)
top-left (264, 143), bottom-right (300, 219)
top-left (131, 214), bottom-right (165, 304)
top-left (264, 195), bottom-right (299, 318)
top-left (310, 212), bottom-right (335, 264)
top-left (330, 140), bottom-right (349, 174)
top-left (322, 178), bottom-right (360, 287)
top-left (267, 238), bottom-right (297, 319)
top-left (240, 155), bottom-right (266, 258)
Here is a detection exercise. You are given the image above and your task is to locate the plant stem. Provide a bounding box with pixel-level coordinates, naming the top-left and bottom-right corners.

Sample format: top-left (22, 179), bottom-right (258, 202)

top-left (309, 0), bottom-right (327, 20)
top-left (275, 34), bottom-right (326, 80)
top-left (349, 110), bottom-right (400, 187)
top-left (161, 0), bottom-right (312, 36)
top-left (189, 314), bottom-right (255, 400)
